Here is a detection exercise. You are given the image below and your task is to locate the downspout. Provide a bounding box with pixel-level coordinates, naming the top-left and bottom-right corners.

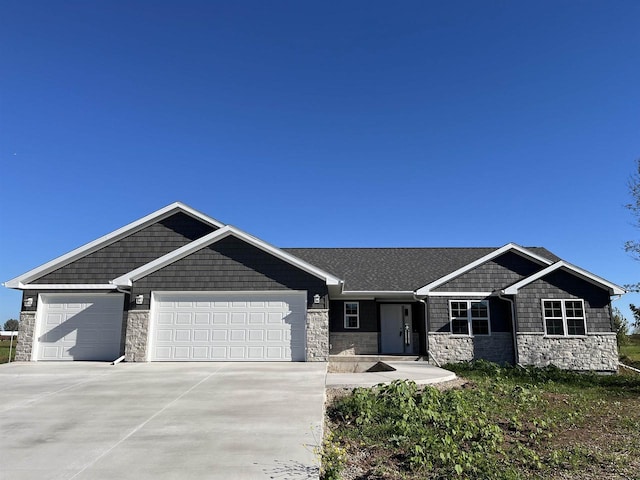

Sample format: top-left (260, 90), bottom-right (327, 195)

top-left (414, 294), bottom-right (441, 367)
top-left (497, 292), bottom-right (519, 365)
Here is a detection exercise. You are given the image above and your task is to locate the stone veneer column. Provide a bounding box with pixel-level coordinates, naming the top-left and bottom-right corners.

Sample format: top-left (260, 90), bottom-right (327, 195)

top-left (14, 311), bottom-right (36, 361)
top-left (124, 310), bottom-right (150, 362)
top-left (306, 309), bottom-right (329, 361)
top-left (516, 333), bottom-right (618, 371)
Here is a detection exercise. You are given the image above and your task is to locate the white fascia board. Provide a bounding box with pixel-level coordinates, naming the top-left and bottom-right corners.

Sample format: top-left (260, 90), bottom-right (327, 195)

top-left (111, 225), bottom-right (343, 287)
top-left (427, 291), bottom-right (493, 297)
top-left (415, 243), bottom-right (553, 295)
top-left (17, 283), bottom-right (118, 290)
top-left (334, 290), bottom-right (416, 300)
top-left (502, 261), bottom-right (626, 296)
top-left (4, 202), bottom-right (225, 289)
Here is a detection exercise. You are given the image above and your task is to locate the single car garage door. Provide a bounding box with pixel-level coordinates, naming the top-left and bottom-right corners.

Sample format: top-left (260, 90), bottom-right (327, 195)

top-left (36, 293), bottom-right (124, 361)
top-left (150, 291), bottom-right (307, 361)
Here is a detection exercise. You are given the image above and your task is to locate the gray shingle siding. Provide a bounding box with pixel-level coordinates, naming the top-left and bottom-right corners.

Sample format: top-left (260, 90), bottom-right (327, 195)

top-left (434, 252), bottom-right (544, 292)
top-left (131, 236), bottom-right (328, 310)
top-left (329, 300), bottom-right (377, 332)
top-left (515, 270), bottom-right (613, 333)
top-left (33, 213), bottom-right (216, 284)
top-left (428, 296), bottom-right (512, 333)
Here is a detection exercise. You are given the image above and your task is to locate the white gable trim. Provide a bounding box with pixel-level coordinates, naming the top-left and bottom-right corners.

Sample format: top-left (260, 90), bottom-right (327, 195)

top-left (415, 243), bottom-right (553, 295)
top-left (17, 283), bottom-right (117, 290)
top-left (502, 261), bottom-right (626, 296)
top-left (110, 225), bottom-right (343, 288)
top-left (4, 202), bottom-right (224, 289)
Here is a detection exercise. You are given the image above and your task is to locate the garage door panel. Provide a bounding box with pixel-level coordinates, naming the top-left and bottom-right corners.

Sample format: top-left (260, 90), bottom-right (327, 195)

top-left (175, 329), bottom-right (192, 341)
top-left (249, 312), bottom-right (265, 324)
top-left (211, 330), bottom-right (228, 341)
top-left (192, 346), bottom-right (209, 359)
top-left (151, 292), bottom-right (306, 361)
top-left (230, 330), bottom-right (246, 341)
top-left (157, 313), bottom-right (173, 325)
top-left (174, 346), bottom-right (190, 359)
top-left (229, 346), bottom-right (245, 359)
top-left (175, 313), bottom-right (192, 325)
top-left (194, 313), bottom-right (210, 324)
top-left (193, 329), bottom-right (209, 341)
top-left (248, 330), bottom-right (264, 341)
top-left (36, 294), bottom-right (123, 361)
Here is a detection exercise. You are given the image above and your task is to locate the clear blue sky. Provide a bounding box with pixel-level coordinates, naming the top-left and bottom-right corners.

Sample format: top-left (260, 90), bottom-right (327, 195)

top-left (1, 1), bottom-right (639, 326)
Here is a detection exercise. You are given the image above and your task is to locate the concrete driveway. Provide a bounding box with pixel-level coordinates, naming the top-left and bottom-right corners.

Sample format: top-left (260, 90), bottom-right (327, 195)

top-left (0, 362), bottom-right (327, 480)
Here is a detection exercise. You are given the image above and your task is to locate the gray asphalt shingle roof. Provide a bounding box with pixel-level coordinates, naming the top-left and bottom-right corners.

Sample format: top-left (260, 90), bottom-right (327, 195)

top-left (283, 247), bottom-right (560, 291)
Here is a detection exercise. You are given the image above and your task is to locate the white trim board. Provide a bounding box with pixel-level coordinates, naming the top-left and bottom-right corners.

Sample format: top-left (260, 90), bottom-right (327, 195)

top-left (111, 226), bottom-right (342, 287)
top-left (4, 202), bottom-right (225, 289)
top-left (415, 243), bottom-right (553, 295)
top-left (502, 261), bottom-right (626, 296)
top-left (18, 284), bottom-right (117, 290)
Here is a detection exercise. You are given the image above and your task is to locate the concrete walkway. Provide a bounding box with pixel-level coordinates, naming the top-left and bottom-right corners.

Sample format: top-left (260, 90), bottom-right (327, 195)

top-left (326, 362), bottom-right (456, 387)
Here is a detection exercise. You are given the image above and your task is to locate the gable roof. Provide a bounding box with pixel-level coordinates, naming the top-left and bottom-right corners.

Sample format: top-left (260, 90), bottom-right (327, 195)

top-left (4, 202), bottom-right (224, 289)
top-left (414, 243), bottom-right (554, 294)
top-left (502, 261), bottom-right (626, 296)
top-left (284, 245), bottom-right (559, 292)
top-left (111, 226), bottom-right (342, 288)
top-left (5, 202), bottom-right (621, 298)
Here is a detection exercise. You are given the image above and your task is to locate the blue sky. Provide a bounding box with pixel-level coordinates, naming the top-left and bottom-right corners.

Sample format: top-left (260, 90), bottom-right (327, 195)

top-left (1, 1), bottom-right (639, 326)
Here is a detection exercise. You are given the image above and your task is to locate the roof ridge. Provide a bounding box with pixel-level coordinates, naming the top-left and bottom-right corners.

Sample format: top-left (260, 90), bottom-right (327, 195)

top-left (283, 246), bottom-right (501, 250)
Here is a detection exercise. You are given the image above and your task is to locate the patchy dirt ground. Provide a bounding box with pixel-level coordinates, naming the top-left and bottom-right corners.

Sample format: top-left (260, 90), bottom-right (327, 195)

top-left (323, 376), bottom-right (640, 480)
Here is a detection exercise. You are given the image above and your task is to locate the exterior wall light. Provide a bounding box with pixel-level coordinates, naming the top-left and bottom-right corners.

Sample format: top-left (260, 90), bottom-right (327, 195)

top-left (23, 297), bottom-right (34, 308)
top-left (135, 295), bottom-right (144, 305)
top-left (313, 294), bottom-right (321, 304)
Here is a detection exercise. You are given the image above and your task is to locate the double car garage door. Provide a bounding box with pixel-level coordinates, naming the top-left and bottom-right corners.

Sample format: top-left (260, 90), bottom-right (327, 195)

top-left (35, 292), bottom-right (307, 362)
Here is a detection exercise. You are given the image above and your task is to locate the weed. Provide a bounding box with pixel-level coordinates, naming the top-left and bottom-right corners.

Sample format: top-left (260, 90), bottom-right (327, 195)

top-left (324, 361), bottom-right (640, 479)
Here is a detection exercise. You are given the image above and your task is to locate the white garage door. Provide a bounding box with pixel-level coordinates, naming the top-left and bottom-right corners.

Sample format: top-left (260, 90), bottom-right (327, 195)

top-left (36, 294), bottom-right (124, 361)
top-left (150, 291), bottom-right (307, 361)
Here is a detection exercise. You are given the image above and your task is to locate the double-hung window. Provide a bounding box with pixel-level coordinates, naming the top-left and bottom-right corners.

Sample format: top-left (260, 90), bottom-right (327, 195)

top-left (542, 299), bottom-right (586, 336)
top-left (449, 300), bottom-right (490, 335)
top-left (344, 302), bottom-right (359, 329)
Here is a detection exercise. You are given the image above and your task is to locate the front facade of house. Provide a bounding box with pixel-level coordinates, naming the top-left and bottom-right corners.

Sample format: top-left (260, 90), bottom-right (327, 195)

top-left (5, 203), bottom-right (624, 371)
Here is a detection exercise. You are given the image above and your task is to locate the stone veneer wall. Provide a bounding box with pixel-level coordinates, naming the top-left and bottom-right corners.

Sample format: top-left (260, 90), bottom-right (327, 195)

top-left (516, 333), bottom-right (618, 371)
top-left (14, 311), bottom-right (36, 361)
top-left (330, 332), bottom-right (378, 355)
top-left (427, 332), bottom-right (514, 365)
top-left (124, 310), bottom-right (150, 362)
top-left (306, 309), bottom-right (329, 361)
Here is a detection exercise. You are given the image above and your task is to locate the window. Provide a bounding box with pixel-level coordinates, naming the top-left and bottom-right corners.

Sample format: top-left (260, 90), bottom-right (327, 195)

top-left (449, 300), bottom-right (490, 335)
top-left (542, 299), bottom-right (586, 336)
top-left (344, 302), bottom-right (359, 329)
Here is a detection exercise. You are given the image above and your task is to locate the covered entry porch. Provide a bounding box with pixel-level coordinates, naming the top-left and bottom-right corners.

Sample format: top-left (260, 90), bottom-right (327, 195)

top-left (328, 297), bottom-right (426, 356)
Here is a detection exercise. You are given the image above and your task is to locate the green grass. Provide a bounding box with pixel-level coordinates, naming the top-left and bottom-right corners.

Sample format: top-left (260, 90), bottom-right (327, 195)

top-left (323, 362), bottom-right (640, 479)
top-left (620, 334), bottom-right (640, 369)
top-left (0, 339), bottom-right (18, 363)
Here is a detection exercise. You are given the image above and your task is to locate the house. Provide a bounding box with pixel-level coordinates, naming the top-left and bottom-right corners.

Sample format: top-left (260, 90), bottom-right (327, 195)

top-left (4, 202), bottom-right (625, 371)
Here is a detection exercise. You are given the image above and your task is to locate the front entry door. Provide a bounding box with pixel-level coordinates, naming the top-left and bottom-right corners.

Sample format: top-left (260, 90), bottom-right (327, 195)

top-left (380, 304), bottom-right (412, 354)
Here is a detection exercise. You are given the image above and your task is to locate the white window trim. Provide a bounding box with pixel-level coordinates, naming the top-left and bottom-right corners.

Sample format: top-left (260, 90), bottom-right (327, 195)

top-left (541, 299), bottom-right (587, 337)
top-left (344, 301), bottom-right (360, 329)
top-left (448, 299), bottom-right (491, 337)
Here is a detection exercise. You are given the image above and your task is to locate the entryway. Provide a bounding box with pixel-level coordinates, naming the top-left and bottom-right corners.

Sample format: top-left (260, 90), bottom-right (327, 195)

top-left (380, 304), bottom-right (414, 354)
